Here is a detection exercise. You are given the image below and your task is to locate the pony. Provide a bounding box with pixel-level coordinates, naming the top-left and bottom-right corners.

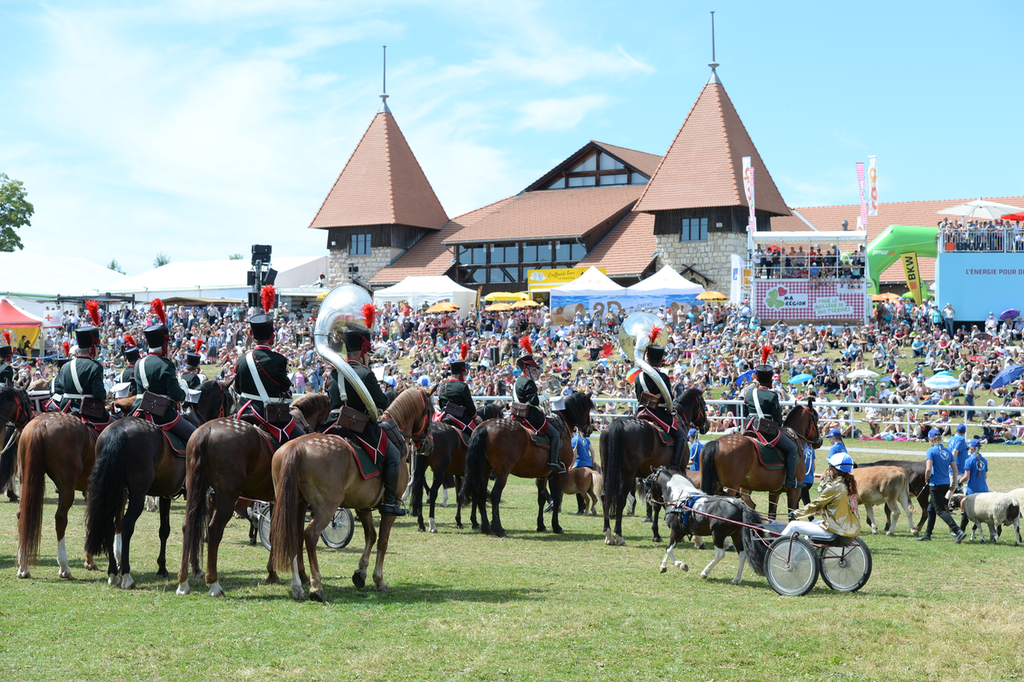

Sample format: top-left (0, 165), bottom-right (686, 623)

top-left (646, 467), bottom-right (766, 583)
top-left (174, 392), bottom-right (331, 597)
top-left (700, 400), bottom-right (822, 516)
top-left (268, 386), bottom-right (434, 601)
top-left (599, 387), bottom-right (709, 546)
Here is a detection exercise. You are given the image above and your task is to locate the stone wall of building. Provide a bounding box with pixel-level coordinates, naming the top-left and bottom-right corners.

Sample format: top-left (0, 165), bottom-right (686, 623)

top-left (326, 247), bottom-right (404, 287)
top-left (655, 232), bottom-right (747, 291)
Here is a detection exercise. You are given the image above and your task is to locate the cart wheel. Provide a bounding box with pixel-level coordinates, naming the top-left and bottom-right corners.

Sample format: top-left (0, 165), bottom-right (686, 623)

top-left (764, 535), bottom-right (819, 596)
top-left (321, 508), bottom-right (355, 549)
top-left (819, 538), bottom-right (872, 592)
top-left (258, 508), bottom-right (273, 552)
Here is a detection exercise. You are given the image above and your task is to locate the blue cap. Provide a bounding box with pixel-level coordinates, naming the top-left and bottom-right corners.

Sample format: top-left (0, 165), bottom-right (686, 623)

top-left (688, 428), bottom-right (698, 437)
top-left (956, 424), bottom-right (966, 433)
top-left (928, 428), bottom-right (941, 438)
top-left (969, 439), bottom-right (981, 449)
top-left (828, 428), bottom-right (842, 438)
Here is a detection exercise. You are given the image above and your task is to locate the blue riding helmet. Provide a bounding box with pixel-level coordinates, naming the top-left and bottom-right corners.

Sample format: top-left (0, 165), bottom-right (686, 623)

top-left (827, 452), bottom-right (854, 474)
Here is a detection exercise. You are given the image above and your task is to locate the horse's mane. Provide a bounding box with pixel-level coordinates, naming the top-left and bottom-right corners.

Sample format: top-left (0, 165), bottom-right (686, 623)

top-left (561, 391), bottom-right (594, 429)
top-left (0, 385), bottom-right (31, 406)
top-left (292, 391), bottom-right (330, 419)
top-left (673, 387), bottom-right (704, 413)
top-left (385, 386), bottom-right (433, 430)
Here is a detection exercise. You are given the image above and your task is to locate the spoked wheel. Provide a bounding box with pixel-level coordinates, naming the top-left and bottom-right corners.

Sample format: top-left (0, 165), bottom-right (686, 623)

top-left (764, 535), bottom-right (819, 596)
top-left (321, 508), bottom-right (355, 549)
top-left (258, 508), bottom-right (273, 552)
top-left (819, 538), bottom-right (872, 592)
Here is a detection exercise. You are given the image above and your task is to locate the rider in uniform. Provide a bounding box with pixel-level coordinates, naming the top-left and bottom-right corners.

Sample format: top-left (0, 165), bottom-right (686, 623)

top-left (438, 343), bottom-right (477, 441)
top-left (512, 336), bottom-right (563, 473)
top-left (118, 334), bottom-right (140, 394)
top-left (340, 311), bottom-right (406, 516)
top-left (743, 345), bottom-right (799, 489)
top-left (45, 342), bottom-right (70, 412)
top-left (131, 299), bottom-right (197, 443)
top-left (57, 302), bottom-right (112, 429)
top-left (233, 287), bottom-right (304, 445)
top-left (0, 333), bottom-right (14, 386)
top-left (181, 339), bottom-right (203, 390)
top-left (634, 330), bottom-right (686, 468)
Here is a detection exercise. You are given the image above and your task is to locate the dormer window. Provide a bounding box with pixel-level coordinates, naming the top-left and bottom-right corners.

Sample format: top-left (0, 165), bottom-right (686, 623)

top-left (546, 150), bottom-right (649, 190)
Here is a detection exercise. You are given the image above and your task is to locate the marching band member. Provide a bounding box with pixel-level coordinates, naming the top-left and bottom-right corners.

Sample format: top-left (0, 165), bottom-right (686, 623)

top-left (743, 344), bottom-right (799, 489)
top-left (57, 301), bottom-right (112, 430)
top-left (119, 334), bottom-right (140, 395)
top-left (512, 336), bottom-right (562, 472)
top-left (438, 343), bottom-right (477, 440)
top-left (634, 326), bottom-right (686, 468)
top-left (0, 332), bottom-right (14, 386)
top-left (181, 339), bottom-right (203, 390)
top-left (132, 299), bottom-right (196, 443)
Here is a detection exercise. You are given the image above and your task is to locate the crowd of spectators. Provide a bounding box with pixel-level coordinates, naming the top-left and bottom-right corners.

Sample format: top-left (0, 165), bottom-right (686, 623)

top-left (938, 218), bottom-right (1024, 253)
top-left (752, 243), bottom-right (867, 280)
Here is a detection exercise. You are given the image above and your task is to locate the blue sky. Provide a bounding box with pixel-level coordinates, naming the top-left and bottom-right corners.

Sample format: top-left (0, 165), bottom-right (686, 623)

top-left (1, 0), bottom-right (1022, 275)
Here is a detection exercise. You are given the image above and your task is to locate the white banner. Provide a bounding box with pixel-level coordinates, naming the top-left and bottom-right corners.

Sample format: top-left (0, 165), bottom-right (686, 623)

top-left (867, 155), bottom-right (878, 217)
top-left (729, 253), bottom-right (745, 304)
top-left (857, 161), bottom-right (867, 228)
top-left (41, 308), bottom-right (62, 328)
top-left (742, 156), bottom-right (755, 231)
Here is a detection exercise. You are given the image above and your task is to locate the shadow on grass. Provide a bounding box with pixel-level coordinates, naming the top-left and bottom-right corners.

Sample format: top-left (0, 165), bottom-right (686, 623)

top-left (231, 580), bottom-right (550, 605)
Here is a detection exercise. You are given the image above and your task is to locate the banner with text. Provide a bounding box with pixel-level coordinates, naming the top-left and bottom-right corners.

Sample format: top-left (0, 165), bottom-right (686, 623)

top-left (742, 156), bottom-right (755, 232)
top-left (901, 252), bottom-right (923, 304)
top-left (867, 155), bottom-right (878, 217)
top-left (936, 253), bottom-right (1024, 321)
top-left (857, 161), bottom-right (867, 228)
top-left (753, 279), bottom-right (865, 321)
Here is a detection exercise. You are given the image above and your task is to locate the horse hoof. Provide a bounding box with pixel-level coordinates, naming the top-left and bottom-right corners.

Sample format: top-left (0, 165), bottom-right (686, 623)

top-left (176, 582), bottom-right (190, 596)
top-left (352, 571), bottom-right (366, 589)
top-left (266, 574), bottom-right (280, 585)
top-left (84, 562), bottom-right (97, 572)
top-left (679, 564), bottom-right (689, 573)
top-left (652, 537), bottom-right (662, 544)
top-left (309, 591), bottom-right (325, 603)
top-left (374, 581), bottom-right (389, 593)
top-left (208, 582), bottom-right (225, 598)
top-left (157, 569), bottom-right (169, 579)
top-left (121, 574), bottom-right (136, 590)
top-left (429, 527), bottom-right (437, 534)
top-left (731, 578), bottom-right (742, 585)
top-left (700, 573), bottom-right (708, 580)
top-left (660, 566), bottom-right (667, 573)
top-left (552, 527), bottom-right (564, 535)
top-left (17, 570), bottom-right (30, 579)
top-left (614, 536), bottom-right (625, 547)
top-left (537, 526), bottom-right (546, 533)
top-left (455, 522), bottom-right (463, 530)
top-left (291, 587), bottom-right (306, 601)
top-left (59, 569), bottom-right (73, 580)
top-left (108, 574), bottom-right (120, 587)
top-left (493, 529), bottom-right (506, 539)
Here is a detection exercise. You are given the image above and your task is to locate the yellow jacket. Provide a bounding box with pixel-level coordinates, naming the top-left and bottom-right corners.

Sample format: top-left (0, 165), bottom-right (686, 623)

top-left (792, 477), bottom-right (861, 537)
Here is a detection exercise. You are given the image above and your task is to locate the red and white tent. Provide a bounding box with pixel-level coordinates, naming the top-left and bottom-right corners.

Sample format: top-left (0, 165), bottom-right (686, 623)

top-left (0, 298), bottom-right (43, 350)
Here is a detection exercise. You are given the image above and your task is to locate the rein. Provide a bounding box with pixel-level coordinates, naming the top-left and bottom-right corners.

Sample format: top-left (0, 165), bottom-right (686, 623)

top-left (383, 388), bottom-right (432, 445)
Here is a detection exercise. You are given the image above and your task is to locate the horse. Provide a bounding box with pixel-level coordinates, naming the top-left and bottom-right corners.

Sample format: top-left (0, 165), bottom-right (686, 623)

top-left (545, 392), bottom-right (597, 514)
top-left (645, 467), bottom-right (766, 583)
top-left (0, 386), bottom-right (34, 502)
top-left (700, 400), bottom-right (822, 517)
top-left (599, 387), bottom-right (709, 546)
top-left (174, 392), bottom-right (331, 597)
top-left (457, 394), bottom-right (586, 538)
top-left (188, 379), bottom-right (237, 424)
top-left (268, 386), bottom-right (435, 601)
top-left (409, 402), bottom-right (504, 533)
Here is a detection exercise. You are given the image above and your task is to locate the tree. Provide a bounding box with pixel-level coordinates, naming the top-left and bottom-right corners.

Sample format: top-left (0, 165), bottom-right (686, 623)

top-left (154, 252), bottom-right (171, 268)
top-left (228, 253), bottom-right (243, 260)
top-left (0, 173), bottom-right (33, 251)
top-left (107, 258), bottom-right (125, 274)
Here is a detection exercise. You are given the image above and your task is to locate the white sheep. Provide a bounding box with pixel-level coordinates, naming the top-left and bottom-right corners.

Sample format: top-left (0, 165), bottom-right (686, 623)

top-left (949, 492), bottom-right (1021, 545)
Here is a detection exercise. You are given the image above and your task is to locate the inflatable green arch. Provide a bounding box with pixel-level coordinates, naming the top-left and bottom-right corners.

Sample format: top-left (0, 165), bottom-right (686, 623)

top-left (865, 224), bottom-right (938, 295)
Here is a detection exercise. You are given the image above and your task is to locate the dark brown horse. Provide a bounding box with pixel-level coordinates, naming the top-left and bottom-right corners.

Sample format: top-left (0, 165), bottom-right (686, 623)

top-left (599, 388), bottom-right (709, 546)
top-left (700, 400), bottom-right (822, 515)
top-left (268, 386), bottom-right (434, 601)
top-left (457, 398), bottom-right (583, 538)
top-left (0, 386), bottom-right (34, 502)
top-left (174, 392), bottom-right (331, 597)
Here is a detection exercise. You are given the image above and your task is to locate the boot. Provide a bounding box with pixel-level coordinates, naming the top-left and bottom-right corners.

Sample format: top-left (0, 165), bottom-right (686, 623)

top-left (547, 432), bottom-right (564, 472)
top-left (381, 447), bottom-right (408, 517)
top-left (784, 447), bottom-right (798, 490)
top-left (672, 429), bottom-right (687, 469)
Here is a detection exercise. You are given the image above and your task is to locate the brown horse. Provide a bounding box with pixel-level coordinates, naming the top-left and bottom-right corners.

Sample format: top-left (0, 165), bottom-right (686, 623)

top-left (600, 388), bottom-right (709, 546)
top-left (174, 392), bottom-right (331, 597)
top-left (700, 400), bottom-right (822, 515)
top-left (268, 386), bottom-right (434, 601)
top-left (457, 400), bottom-right (583, 538)
top-left (0, 386), bottom-right (34, 501)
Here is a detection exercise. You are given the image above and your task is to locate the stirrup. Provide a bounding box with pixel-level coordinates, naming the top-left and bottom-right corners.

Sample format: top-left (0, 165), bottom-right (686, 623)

top-left (548, 461), bottom-right (566, 473)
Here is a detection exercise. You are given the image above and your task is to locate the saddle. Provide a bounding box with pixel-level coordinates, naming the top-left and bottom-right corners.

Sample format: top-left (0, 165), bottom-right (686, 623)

top-left (322, 427), bottom-right (382, 480)
top-left (132, 411), bottom-right (188, 457)
top-left (636, 410), bottom-right (676, 446)
top-left (434, 411), bottom-right (472, 447)
top-left (743, 417), bottom-right (781, 447)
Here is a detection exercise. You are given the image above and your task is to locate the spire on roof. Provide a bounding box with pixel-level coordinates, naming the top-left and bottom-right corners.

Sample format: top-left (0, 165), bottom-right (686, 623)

top-left (379, 93), bottom-right (390, 114)
top-left (707, 12), bottom-right (721, 85)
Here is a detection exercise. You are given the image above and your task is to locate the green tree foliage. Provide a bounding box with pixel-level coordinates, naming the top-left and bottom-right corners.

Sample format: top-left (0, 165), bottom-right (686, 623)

top-left (0, 173), bottom-right (33, 252)
top-left (154, 252), bottom-right (171, 268)
top-left (107, 258), bottom-right (125, 274)
top-left (228, 253), bottom-right (243, 260)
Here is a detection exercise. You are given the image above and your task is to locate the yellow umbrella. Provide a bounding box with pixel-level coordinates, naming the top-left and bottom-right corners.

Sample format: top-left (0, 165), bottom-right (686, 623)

top-left (483, 291), bottom-right (529, 302)
top-left (425, 301), bottom-right (459, 313)
top-left (510, 299), bottom-right (541, 309)
top-left (485, 302), bottom-right (512, 312)
top-left (696, 291), bottom-right (726, 300)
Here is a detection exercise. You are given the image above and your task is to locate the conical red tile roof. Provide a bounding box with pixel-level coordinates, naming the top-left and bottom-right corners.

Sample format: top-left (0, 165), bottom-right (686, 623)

top-left (636, 76), bottom-right (789, 216)
top-left (308, 104), bottom-right (448, 230)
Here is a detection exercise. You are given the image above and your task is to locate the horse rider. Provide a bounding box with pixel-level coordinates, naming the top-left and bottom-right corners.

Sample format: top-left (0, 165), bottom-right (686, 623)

top-left (119, 334), bottom-right (140, 395)
top-left (45, 342), bottom-right (70, 412)
top-left (339, 322), bottom-right (406, 517)
top-left (131, 300), bottom-right (198, 443)
top-left (57, 315), bottom-right (113, 432)
top-left (0, 333), bottom-right (14, 386)
top-left (437, 343), bottom-right (477, 441)
top-left (181, 340), bottom-right (203, 390)
top-left (743, 345), bottom-right (799, 490)
top-left (233, 303), bottom-right (304, 445)
top-left (512, 336), bottom-right (563, 473)
top-left (634, 334), bottom-right (686, 468)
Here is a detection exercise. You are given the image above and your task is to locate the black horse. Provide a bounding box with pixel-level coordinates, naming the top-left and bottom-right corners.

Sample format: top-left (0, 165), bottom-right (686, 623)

top-left (0, 386), bottom-right (35, 501)
top-left (600, 387), bottom-right (709, 546)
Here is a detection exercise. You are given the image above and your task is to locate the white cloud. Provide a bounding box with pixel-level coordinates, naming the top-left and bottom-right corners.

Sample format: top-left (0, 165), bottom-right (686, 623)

top-left (516, 95), bottom-right (611, 132)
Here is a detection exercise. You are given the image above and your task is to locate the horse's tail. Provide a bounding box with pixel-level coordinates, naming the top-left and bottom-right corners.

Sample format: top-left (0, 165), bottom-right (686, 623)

top-left (740, 506), bottom-right (767, 576)
top-left (602, 419), bottom-right (627, 518)
top-left (458, 426), bottom-right (488, 506)
top-left (410, 453), bottom-right (427, 518)
top-left (0, 425), bottom-right (16, 492)
top-left (84, 424), bottom-right (130, 556)
top-left (16, 424), bottom-right (46, 567)
top-left (269, 442), bottom-right (305, 574)
top-left (700, 439), bottom-right (720, 494)
top-left (180, 425), bottom-right (211, 577)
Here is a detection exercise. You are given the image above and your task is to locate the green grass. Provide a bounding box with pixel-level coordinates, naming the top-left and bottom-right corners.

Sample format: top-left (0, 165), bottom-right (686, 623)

top-left (2, 445), bottom-right (1024, 681)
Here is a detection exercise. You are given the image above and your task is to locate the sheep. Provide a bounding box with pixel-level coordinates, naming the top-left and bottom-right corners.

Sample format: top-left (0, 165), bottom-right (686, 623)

top-left (949, 492), bottom-right (1022, 545)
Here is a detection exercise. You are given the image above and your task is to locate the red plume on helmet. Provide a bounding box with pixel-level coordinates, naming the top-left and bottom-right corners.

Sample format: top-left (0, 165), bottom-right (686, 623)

top-left (761, 345), bottom-right (772, 365)
top-left (361, 303), bottom-right (377, 330)
top-left (194, 338), bottom-right (203, 353)
top-left (459, 342), bottom-right (469, 361)
top-left (123, 334), bottom-right (136, 348)
top-left (62, 341), bottom-right (70, 356)
top-left (648, 325), bottom-right (662, 346)
top-left (260, 285), bottom-right (276, 314)
top-left (1, 331), bottom-right (10, 347)
top-left (519, 336), bottom-right (533, 355)
top-left (85, 300), bottom-right (101, 327)
top-left (150, 299), bottom-right (166, 326)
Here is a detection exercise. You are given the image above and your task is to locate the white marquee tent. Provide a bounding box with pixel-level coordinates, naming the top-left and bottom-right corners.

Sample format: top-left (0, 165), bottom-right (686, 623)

top-left (372, 276), bottom-right (476, 316)
top-left (626, 265), bottom-right (704, 298)
top-left (0, 252), bottom-right (129, 316)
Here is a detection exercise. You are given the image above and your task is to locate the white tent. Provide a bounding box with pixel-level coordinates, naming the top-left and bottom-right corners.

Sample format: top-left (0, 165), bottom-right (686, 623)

top-left (550, 266), bottom-right (634, 326)
top-left (550, 266), bottom-right (624, 296)
top-left (626, 265), bottom-right (704, 297)
top-left (373, 276), bottom-right (476, 316)
top-left (0, 252), bottom-right (129, 315)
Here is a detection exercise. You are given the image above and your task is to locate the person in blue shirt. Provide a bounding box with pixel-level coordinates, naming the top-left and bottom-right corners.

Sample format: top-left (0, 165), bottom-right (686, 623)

top-left (958, 439), bottom-right (989, 495)
top-left (687, 428), bottom-right (703, 472)
top-left (947, 424), bottom-right (969, 490)
top-left (918, 428), bottom-right (966, 543)
top-left (799, 440), bottom-right (818, 507)
top-left (571, 427), bottom-right (595, 470)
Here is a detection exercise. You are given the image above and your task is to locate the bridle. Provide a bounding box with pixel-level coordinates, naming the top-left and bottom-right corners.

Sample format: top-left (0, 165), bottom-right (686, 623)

top-left (383, 387), bottom-right (433, 448)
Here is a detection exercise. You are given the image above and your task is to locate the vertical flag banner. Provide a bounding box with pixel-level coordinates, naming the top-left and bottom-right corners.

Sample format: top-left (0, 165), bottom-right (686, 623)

top-left (857, 161), bottom-right (868, 228)
top-left (742, 156), bottom-right (755, 231)
top-left (867, 156), bottom-right (878, 217)
top-left (901, 252), bottom-right (923, 305)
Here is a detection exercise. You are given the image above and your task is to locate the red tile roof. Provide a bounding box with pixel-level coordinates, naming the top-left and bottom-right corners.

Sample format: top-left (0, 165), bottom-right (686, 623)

top-left (369, 197), bottom-right (515, 285)
top-left (577, 211), bottom-right (656, 277)
top-left (636, 78), bottom-right (789, 217)
top-left (590, 141), bottom-right (662, 178)
top-left (443, 185), bottom-right (641, 244)
top-left (308, 106), bottom-right (448, 231)
top-left (771, 195), bottom-right (1024, 283)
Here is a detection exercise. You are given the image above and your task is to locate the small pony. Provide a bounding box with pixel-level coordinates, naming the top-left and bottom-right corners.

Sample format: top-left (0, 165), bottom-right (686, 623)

top-left (646, 467), bottom-right (766, 584)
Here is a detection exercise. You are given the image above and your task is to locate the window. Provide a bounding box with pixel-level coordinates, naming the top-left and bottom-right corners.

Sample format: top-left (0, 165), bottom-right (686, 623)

top-left (459, 246), bottom-right (487, 265)
top-left (547, 177), bottom-right (565, 190)
top-left (599, 153), bottom-right (624, 170)
top-left (630, 174), bottom-right (649, 185)
top-left (350, 233), bottom-right (371, 255)
top-left (490, 268), bottom-right (516, 283)
top-left (571, 243), bottom-right (586, 260)
top-left (680, 218), bottom-right (708, 242)
top-left (523, 243), bottom-right (551, 263)
top-left (470, 269), bottom-right (487, 284)
top-left (571, 154), bottom-right (597, 172)
top-left (568, 175), bottom-right (596, 187)
top-left (601, 174), bottom-right (628, 186)
top-left (491, 245), bottom-right (517, 264)
top-left (555, 242), bottom-right (585, 262)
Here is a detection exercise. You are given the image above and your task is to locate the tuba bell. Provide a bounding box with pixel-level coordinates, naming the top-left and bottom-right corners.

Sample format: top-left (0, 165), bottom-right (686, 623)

top-left (313, 284), bottom-right (381, 421)
top-left (619, 311), bottom-right (673, 410)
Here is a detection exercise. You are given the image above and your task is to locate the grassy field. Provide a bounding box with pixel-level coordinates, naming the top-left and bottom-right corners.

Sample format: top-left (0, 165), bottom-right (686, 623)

top-left (1, 441), bottom-right (1023, 681)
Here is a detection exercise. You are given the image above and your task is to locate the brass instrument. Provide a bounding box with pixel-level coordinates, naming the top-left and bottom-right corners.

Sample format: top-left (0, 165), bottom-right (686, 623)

top-left (619, 312), bottom-right (673, 411)
top-left (313, 284), bottom-right (380, 421)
